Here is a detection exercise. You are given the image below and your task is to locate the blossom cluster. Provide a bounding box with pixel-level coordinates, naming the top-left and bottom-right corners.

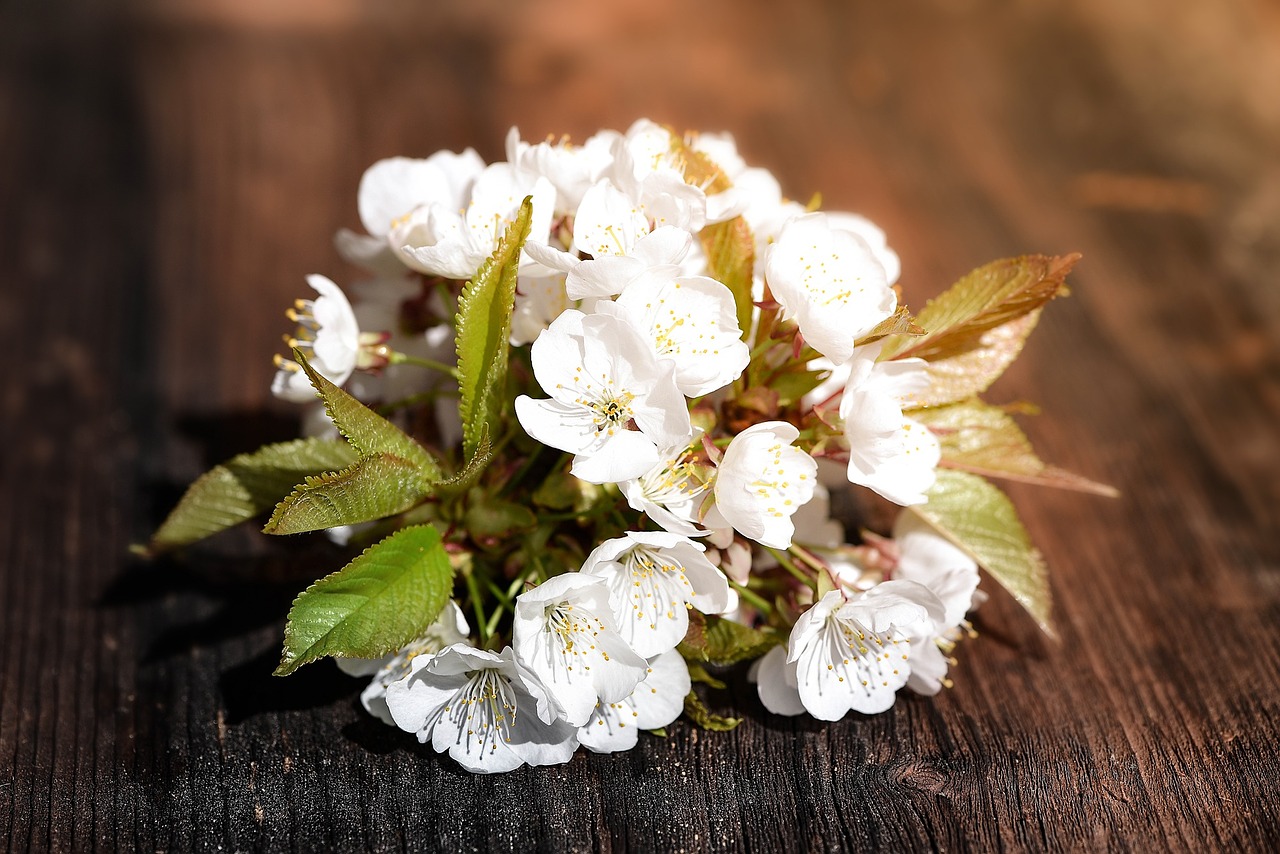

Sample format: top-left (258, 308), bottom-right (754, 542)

top-left (248, 120), bottom-right (1040, 773)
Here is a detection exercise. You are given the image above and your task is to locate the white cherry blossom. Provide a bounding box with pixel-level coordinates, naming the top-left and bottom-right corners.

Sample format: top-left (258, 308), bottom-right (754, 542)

top-left (510, 273), bottom-right (574, 347)
top-left (335, 601), bottom-right (470, 724)
top-left (512, 573), bottom-right (649, 727)
top-left (620, 444), bottom-right (708, 537)
top-left (758, 583), bottom-right (943, 720)
top-left (272, 275), bottom-right (367, 403)
top-left (840, 342), bottom-right (940, 505)
top-left (893, 513), bottom-right (982, 695)
top-left (391, 162), bottom-right (556, 280)
top-left (505, 126), bottom-right (620, 214)
top-left (607, 271), bottom-right (750, 397)
top-left (709, 421), bottom-right (818, 549)
top-left (764, 212), bottom-right (897, 365)
top-left (385, 643), bottom-right (577, 774)
top-left (578, 649), bottom-right (690, 753)
top-left (580, 531), bottom-right (733, 657)
top-left (514, 309), bottom-right (692, 484)
top-left (358, 149), bottom-right (486, 240)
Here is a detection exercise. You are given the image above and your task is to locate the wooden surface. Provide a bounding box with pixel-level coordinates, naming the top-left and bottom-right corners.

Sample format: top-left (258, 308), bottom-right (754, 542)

top-left (4, 0), bottom-right (1280, 850)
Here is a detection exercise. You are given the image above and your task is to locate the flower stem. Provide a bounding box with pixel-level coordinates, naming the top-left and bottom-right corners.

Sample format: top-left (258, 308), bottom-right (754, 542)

top-left (463, 567), bottom-right (490, 645)
top-left (387, 350), bottom-right (460, 378)
top-left (729, 580), bottom-right (773, 614)
top-left (790, 544), bottom-right (841, 590)
top-left (765, 546), bottom-right (817, 591)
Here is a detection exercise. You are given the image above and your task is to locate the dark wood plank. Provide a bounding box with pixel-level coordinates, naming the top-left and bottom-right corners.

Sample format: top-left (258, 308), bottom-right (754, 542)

top-left (3, 0), bottom-right (1279, 850)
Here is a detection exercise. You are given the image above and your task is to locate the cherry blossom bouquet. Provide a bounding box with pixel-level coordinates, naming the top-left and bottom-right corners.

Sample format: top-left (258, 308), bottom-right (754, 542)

top-left (147, 120), bottom-right (1113, 773)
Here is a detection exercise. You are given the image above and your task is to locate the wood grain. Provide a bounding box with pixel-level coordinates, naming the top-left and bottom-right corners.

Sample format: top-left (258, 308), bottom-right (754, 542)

top-left (3, 0), bottom-right (1279, 850)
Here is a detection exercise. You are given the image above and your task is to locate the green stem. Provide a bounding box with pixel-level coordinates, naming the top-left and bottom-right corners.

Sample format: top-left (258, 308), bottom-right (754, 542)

top-left (791, 544), bottom-right (841, 590)
top-left (463, 568), bottom-right (490, 645)
top-left (765, 546), bottom-right (816, 591)
top-left (729, 580), bottom-right (773, 614)
top-left (387, 350), bottom-right (460, 377)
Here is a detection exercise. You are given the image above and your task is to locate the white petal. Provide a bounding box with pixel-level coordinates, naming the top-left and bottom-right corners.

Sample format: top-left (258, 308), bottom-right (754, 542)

top-left (752, 645), bottom-right (806, 716)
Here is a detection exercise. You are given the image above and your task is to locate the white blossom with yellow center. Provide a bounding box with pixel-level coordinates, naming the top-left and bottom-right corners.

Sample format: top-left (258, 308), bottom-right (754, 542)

top-left (578, 649), bottom-right (691, 754)
top-left (271, 275), bottom-right (366, 403)
top-left (606, 270), bottom-right (750, 397)
top-left (709, 421), bottom-right (818, 549)
top-left (619, 444), bottom-right (708, 537)
top-left (581, 531), bottom-right (734, 658)
top-left (513, 573), bottom-right (649, 727)
top-left (840, 342), bottom-right (941, 505)
top-left (384, 643), bottom-right (577, 774)
top-left (755, 583), bottom-right (943, 720)
top-left (515, 309), bottom-right (692, 484)
top-left (764, 212), bottom-right (897, 365)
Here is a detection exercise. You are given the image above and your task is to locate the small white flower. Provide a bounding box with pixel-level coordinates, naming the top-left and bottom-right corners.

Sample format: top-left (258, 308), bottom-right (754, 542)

top-left (608, 271), bottom-right (750, 397)
top-left (510, 273), bottom-right (574, 347)
top-left (620, 444), bottom-right (708, 537)
top-left (271, 275), bottom-right (367, 403)
top-left (358, 150), bottom-right (486, 240)
top-left (581, 532), bottom-right (733, 658)
top-left (385, 643), bottom-right (578, 774)
top-left (892, 512), bottom-right (982, 695)
top-left (709, 421), bottom-right (818, 549)
top-left (505, 126), bottom-right (620, 214)
top-left (578, 649), bottom-right (691, 754)
top-left (512, 573), bottom-right (649, 727)
top-left (514, 309), bottom-right (692, 484)
top-left (764, 212), bottom-right (897, 365)
top-left (335, 601), bottom-right (470, 724)
top-left (840, 342), bottom-right (940, 505)
top-left (760, 583), bottom-right (944, 720)
top-left (391, 162), bottom-right (557, 280)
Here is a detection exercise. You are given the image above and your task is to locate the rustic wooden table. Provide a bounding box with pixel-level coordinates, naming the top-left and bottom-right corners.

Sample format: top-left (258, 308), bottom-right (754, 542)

top-left (4, 0), bottom-right (1279, 850)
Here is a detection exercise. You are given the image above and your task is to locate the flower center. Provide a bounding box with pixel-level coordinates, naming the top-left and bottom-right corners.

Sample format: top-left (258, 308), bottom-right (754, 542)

top-left (589, 391), bottom-right (636, 435)
top-left (444, 667), bottom-right (519, 755)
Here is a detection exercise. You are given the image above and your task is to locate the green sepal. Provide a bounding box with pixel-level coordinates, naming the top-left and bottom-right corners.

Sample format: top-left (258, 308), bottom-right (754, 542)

top-left (678, 612), bottom-right (780, 666)
top-left (146, 437), bottom-right (359, 552)
top-left (274, 524), bottom-right (454, 675)
top-left (683, 690), bottom-right (741, 731)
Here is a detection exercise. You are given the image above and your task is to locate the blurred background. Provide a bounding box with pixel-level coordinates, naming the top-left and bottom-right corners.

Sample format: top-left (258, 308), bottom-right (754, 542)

top-left (3, 0), bottom-right (1279, 849)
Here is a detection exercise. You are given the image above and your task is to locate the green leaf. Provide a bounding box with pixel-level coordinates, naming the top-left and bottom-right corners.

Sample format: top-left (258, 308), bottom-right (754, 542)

top-left (699, 216), bottom-right (756, 342)
top-left (264, 453), bottom-right (433, 535)
top-left (275, 524), bottom-right (455, 675)
top-left (148, 438), bottom-right (359, 552)
top-left (434, 429), bottom-right (494, 497)
top-left (880, 254), bottom-right (1078, 406)
top-left (455, 196), bottom-right (533, 461)
top-left (911, 399), bottom-right (1118, 496)
top-left (464, 487), bottom-right (538, 546)
top-left (771, 367), bottom-right (829, 408)
top-left (686, 662), bottom-right (727, 690)
top-left (683, 690), bottom-right (741, 731)
top-left (908, 469), bottom-right (1055, 638)
top-left (294, 349), bottom-right (440, 477)
top-left (678, 613), bottom-right (780, 666)
top-left (856, 305), bottom-right (925, 346)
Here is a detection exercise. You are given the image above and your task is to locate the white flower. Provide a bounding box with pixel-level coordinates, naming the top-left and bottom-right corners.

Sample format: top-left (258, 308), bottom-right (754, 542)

top-left (709, 421), bottom-right (818, 549)
top-left (512, 573), bottom-right (649, 727)
top-left (514, 309), bottom-right (692, 484)
top-left (578, 649), bottom-right (690, 754)
top-left (335, 601), bottom-right (470, 724)
top-left (892, 512), bottom-right (981, 695)
top-left (510, 273), bottom-right (574, 347)
top-left (609, 119), bottom-right (710, 232)
top-left (391, 162), bottom-right (556, 280)
top-left (763, 212), bottom-right (897, 365)
top-left (505, 126), bottom-right (620, 214)
top-left (522, 178), bottom-right (696, 300)
top-left (271, 275), bottom-right (364, 403)
top-left (384, 643), bottom-right (578, 774)
top-left (620, 444), bottom-right (708, 537)
top-left (840, 342), bottom-right (940, 505)
top-left (757, 583), bottom-right (944, 720)
top-left (339, 149), bottom-right (486, 274)
top-left (580, 532), bottom-right (733, 658)
top-left (608, 272), bottom-right (750, 397)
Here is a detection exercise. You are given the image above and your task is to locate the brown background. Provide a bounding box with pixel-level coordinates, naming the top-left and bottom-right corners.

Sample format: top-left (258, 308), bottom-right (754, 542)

top-left (3, 0), bottom-right (1279, 850)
